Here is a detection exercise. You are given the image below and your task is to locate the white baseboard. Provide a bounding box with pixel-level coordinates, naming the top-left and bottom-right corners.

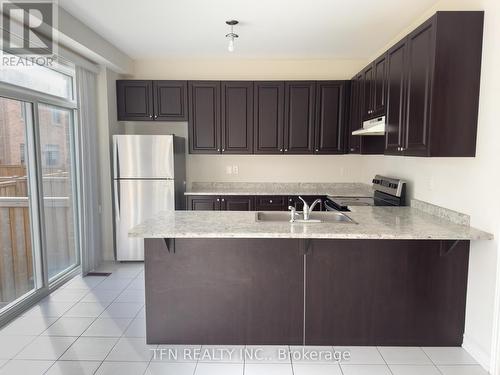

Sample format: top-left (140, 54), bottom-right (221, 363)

top-left (463, 335), bottom-right (491, 373)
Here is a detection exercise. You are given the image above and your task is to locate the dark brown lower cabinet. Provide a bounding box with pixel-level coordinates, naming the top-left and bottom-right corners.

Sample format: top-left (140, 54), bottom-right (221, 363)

top-left (145, 238), bottom-right (304, 344)
top-left (305, 239), bottom-right (469, 346)
top-left (186, 195), bottom-right (220, 211)
top-left (254, 196), bottom-right (287, 211)
top-left (144, 238), bottom-right (470, 346)
top-left (222, 196), bottom-right (255, 211)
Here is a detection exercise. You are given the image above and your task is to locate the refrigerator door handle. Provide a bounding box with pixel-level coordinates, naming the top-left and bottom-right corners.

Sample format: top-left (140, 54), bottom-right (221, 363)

top-left (114, 180), bottom-right (120, 221)
top-left (113, 138), bottom-right (120, 179)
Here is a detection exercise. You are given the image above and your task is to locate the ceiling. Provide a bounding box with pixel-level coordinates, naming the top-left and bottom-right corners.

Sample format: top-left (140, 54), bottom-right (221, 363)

top-left (58, 0), bottom-right (439, 60)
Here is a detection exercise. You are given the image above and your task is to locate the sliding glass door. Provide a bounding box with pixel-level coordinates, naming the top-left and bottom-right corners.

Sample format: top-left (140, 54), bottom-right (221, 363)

top-left (0, 96), bottom-right (39, 310)
top-left (38, 104), bottom-right (78, 279)
top-left (0, 60), bottom-right (80, 319)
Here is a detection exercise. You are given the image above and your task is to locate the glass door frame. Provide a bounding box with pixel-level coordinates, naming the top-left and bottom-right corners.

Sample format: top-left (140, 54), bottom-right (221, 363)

top-left (0, 79), bottom-right (81, 326)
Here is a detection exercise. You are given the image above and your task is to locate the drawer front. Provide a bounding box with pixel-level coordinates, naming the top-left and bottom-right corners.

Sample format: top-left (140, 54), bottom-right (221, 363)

top-left (255, 196), bottom-right (287, 211)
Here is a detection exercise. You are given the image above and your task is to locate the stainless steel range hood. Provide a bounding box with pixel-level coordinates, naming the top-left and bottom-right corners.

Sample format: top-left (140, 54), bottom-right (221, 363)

top-left (352, 116), bottom-right (386, 136)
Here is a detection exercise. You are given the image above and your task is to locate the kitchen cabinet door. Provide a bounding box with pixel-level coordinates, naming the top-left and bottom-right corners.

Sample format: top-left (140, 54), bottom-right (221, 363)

top-left (403, 18), bottom-right (435, 157)
top-left (253, 82), bottom-right (285, 154)
top-left (372, 54), bottom-right (387, 116)
top-left (221, 82), bottom-right (254, 154)
top-left (187, 196), bottom-right (221, 210)
top-left (117, 80), bottom-right (154, 121)
top-left (154, 81), bottom-right (188, 121)
top-left (255, 196), bottom-right (287, 211)
top-left (221, 196), bottom-right (255, 211)
top-left (188, 81), bottom-right (221, 154)
top-left (385, 39), bottom-right (407, 155)
top-left (348, 75), bottom-right (361, 154)
top-left (314, 81), bottom-right (347, 154)
top-left (284, 81), bottom-right (316, 154)
top-left (362, 65), bottom-right (374, 119)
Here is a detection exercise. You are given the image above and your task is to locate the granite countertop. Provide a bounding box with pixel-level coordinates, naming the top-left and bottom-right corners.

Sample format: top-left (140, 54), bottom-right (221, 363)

top-left (184, 182), bottom-right (373, 198)
top-left (128, 206), bottom-right (493, 241)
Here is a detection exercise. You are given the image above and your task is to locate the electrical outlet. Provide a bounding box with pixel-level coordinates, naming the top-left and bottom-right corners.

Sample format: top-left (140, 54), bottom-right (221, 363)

top-left (232, 165), bottom-right (239, 175)
top-left (225, 166), bottom-right (232, 175)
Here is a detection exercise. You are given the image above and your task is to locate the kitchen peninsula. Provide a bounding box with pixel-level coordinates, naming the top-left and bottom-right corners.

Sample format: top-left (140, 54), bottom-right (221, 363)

top-left (129, 199), bottom-right (492, 347)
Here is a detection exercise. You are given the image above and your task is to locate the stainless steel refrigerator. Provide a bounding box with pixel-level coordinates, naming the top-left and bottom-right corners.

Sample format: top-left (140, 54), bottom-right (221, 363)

top-left (113, 135), bottom-right (185, 261)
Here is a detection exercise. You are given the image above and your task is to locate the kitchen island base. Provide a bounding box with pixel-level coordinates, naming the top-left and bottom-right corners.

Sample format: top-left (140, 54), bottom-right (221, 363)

top-left (144, 238), bottom-right (469, 346)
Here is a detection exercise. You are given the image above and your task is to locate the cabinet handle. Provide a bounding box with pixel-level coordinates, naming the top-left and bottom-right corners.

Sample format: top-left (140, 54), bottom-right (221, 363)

top-left (154, 114), bottom-right (158, 119)
top-left (269, 200), bottom-right (273, 203)
top-left (149, 114), bottom-right (153, 118)
top-left (350, 148), bottom-right (355, 152)
top-left (315, 148), bottom-right (319, 152)
top-left (222, 148), bottom-right (225, 152)
top-left (221, 198), bottom-right (225, 202)
top-left (284, 149), bottom-right (288, 152)
top-left (217, 198), bottom-right (220, 202)
top-left (217, 148), bottom-right (220, 152)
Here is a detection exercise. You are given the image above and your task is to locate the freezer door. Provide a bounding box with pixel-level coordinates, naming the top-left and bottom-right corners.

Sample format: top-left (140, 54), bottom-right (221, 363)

top-left (113, 135), bottom-right (174, 179)
top-left (115, 179), bottom-right (175, 261)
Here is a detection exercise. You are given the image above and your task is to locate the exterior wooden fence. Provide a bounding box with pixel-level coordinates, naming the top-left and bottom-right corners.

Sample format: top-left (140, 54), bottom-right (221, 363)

top-left (0, 167), bottom-right (75, 306)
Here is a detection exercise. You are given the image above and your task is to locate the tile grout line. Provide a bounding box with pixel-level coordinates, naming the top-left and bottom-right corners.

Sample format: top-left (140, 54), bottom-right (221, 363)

top-left (375, 346), bottom-right (395, 375)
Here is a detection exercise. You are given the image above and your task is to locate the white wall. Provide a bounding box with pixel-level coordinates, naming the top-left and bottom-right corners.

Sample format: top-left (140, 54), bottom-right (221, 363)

top-left (118, 3), bottom-right (500, 372)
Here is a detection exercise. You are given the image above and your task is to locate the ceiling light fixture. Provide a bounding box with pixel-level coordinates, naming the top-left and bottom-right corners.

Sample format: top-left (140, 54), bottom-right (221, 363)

top-left (225, 20), bottom-right (239, 52)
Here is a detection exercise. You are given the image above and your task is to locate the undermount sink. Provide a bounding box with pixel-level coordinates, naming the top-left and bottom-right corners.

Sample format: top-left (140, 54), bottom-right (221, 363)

top-left (255, 211), bottom-right (356, 224)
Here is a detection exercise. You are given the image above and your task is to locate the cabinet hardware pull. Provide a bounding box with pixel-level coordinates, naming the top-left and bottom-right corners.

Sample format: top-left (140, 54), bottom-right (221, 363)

top-left (217, 198), bottom-right (220, 202)
top-left (222, 149), bottom-right (225, 152)
top-left (279, 148), bottom-right (283, 152)
top-left (221, 198), bottom-right (225, 202)
top-left (149, 114), bottom-right (153, 118)
top-left (285, 149), bottom-right (288, 152)
top-left (154, 115), bottom-right (158, 119)
top-left (217, 148), bottom-right (220, 152)
top-left (315, 149), bottom-right (319, 152)
top-left (269, 200), bottom-right (273, 203)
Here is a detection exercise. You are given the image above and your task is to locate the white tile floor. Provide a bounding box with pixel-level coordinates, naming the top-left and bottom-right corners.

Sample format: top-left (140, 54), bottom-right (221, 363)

top-left (0, 262), bottom-right (489, 374)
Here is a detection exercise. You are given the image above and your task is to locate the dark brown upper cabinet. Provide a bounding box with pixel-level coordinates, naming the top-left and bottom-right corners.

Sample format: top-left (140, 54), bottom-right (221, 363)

top-left (188, 81), bottom-right (221, 154)
top-left (117, 80), bottom-right (188, 121)
top-left (253, 82), bottom-right (285, 154)
top-left (154, 81), bottom-right (188, 121)
top-left (315, 81), bottom-right (348, 154)
top-left (221, 81), bottom-right (254, 154)
top-left (385, 39), bottom-right (407, 155)
top-left (284, 81), bottom-right (316, 154)
top-left (117, 80), bottom-right (154, 121)
top-left (384, 11), bottom-right (483, 157)
top-left (360, 54), bottom-right (387, 120)
top-left (347, 74), bottom-right (363, 154)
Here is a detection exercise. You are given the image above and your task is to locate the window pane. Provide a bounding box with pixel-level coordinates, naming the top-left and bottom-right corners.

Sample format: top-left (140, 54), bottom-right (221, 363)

top-left (0, 54), bottom-right (74, 100)
top-left (0, 97), bottom-right (36, 310)
top-left (38, 104), bottom-right (78, 279)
